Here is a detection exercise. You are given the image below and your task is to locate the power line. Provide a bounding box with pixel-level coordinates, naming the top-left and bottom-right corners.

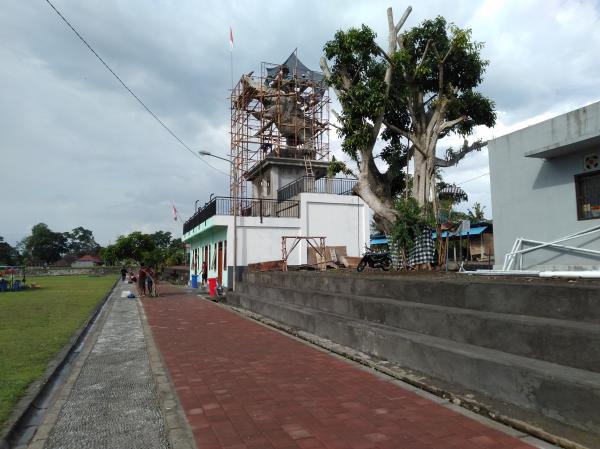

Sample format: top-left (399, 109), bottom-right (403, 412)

top-left (44, 0), bottom-right (228, 177)
top-left (456, 172), bottom-right (489, 186)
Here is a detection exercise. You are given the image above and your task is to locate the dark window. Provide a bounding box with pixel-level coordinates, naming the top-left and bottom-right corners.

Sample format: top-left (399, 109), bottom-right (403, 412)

top-left (575, 171), bottom-right (600, 220)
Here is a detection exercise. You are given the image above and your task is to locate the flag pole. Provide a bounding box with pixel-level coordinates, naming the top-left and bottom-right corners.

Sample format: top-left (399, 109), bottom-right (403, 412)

top-left (229, 25), bottom-right (238, 292)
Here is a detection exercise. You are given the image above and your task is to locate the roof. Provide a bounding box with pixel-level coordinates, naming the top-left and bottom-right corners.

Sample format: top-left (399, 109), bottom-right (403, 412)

top-left (265, 51), bottom-right (324, 84)
top-left (369, 225), bottom-right (490, 245)
top-left (76, 255), bottom-right (102, 263)
top-left (432, 225), bottom-right (489, 239)
top-left (370, 237), bottom-right (388, 245)
top-left (489, 101), bottom-right (600, 159)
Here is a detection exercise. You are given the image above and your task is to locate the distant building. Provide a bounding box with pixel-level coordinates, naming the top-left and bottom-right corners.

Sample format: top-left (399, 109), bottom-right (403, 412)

top-left (71, 255), bottom-right (102, 268)
top-left (53, 255), bottom-right (77, 267)
top-left (488, 101), bottom-right (600, 270)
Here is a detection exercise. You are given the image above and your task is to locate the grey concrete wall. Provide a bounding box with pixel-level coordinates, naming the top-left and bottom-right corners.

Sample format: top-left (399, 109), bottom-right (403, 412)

top-left (489, 101), bottom-right (600, 270)
top-left (228, 271), bottom-right (600, 435)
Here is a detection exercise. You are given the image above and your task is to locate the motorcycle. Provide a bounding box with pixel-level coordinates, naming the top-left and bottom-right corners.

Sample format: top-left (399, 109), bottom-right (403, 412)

top-left (357, 246), bottom-right (392, 272)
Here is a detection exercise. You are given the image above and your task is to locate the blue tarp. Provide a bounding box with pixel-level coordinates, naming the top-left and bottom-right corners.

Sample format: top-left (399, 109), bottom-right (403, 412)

top-left (370, 238), bottom-right (388, 245)
top-left (432, 226), bottom-right (488, 239)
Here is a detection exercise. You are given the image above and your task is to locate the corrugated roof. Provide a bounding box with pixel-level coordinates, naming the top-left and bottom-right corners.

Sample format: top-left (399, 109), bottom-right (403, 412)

top-left (432, 225), bottom-right (488, 239)
top-left (369, 225), bottom-right (490, 245)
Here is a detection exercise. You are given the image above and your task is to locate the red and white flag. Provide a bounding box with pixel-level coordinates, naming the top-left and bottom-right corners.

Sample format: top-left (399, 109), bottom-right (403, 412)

top-left (171, 203), bottom-right (178, 221)
top-left (229, 26), bottom-right (234, 50)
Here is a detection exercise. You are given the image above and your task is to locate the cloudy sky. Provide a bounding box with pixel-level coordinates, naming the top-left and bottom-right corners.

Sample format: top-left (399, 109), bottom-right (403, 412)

top-left (1, 0), bottom-right (599, 245)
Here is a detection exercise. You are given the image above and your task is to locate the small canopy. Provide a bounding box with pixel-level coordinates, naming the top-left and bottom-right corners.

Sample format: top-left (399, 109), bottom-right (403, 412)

top-left (438, 185), bottom-right (468, 202)
top-left (370, 237), bottom-right (389, 245)
top-left (265, 51), bottom-right (324, 84)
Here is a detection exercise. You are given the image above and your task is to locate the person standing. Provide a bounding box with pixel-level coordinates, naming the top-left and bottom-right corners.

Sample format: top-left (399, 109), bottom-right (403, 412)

top-left (201, 261), bottom-right (208, 286)
top-left (137, 267), bottom-right (147, 297)
top-left (146, 266), bottom-right (155, 297)
top-left (120, 267), bottom-right (127, 282)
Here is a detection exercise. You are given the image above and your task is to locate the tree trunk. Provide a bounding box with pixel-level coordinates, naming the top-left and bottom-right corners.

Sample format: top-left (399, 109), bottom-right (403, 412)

top-left (412, 151), bottom-right (429, 206)
top-left (354, 157), bottom-right (397, 235)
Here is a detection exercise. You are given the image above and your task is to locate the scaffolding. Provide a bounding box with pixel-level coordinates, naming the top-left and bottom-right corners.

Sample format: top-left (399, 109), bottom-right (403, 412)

top-left (230, 51), bottom-right (330, 200)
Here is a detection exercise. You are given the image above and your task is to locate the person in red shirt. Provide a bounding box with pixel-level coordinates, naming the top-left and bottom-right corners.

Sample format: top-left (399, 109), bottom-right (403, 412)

top-left (137, 267), bottom-right (147, 297)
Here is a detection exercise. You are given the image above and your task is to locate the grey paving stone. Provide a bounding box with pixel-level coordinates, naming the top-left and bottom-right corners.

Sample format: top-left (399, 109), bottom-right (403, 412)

top-left (43, 294), bottom-right (169, 449)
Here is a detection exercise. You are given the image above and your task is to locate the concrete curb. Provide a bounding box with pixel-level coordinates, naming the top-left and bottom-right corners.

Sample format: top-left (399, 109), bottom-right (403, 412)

top-left (222, 302), bottom-right (589, 449)
top-left (137, 300), bottom-right (197, 449)
top-left (0, 278), bottom-right (118, 449)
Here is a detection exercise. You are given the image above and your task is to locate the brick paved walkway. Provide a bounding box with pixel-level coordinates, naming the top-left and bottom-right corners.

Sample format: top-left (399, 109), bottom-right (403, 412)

top-left (142, 285), bottom-right (537, 449)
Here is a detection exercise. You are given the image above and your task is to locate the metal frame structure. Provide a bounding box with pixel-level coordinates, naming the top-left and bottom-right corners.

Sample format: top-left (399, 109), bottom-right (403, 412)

top-left (281, 236), bottom-right (326, 271)
top-left (230, 57), bottom-right (330, 201)
top-left (502, 224), bottom-right (600, 271)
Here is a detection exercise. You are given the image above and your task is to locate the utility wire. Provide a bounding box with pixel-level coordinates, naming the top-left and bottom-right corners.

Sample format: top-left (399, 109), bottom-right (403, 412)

top-left (44, 0), bottom-right (229, 177)
top-left (456, 172), bottom-right (489, 186)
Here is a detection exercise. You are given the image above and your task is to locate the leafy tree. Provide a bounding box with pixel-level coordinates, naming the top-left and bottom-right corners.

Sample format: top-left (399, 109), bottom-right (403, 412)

top-left (19, 223), bottom-right (67, 264)
top-left (467, 202), bottom-right (487, 222)
top-left (100, 231), bottom-right (184, 267)
top-left (321, 7), bottom-right (496, 233)
top-left (165, 238), bottom-right (186, 266)
top-left (149, 231), bottom-right (172, 250)
top-left (0, 236), bottom-right (20, 265)
top-left (65, 226), bottom-right (101, 257)
top-left (99, 245), bottom-right (119, 266)
top-left (113, 232), bottom-right (155, 262)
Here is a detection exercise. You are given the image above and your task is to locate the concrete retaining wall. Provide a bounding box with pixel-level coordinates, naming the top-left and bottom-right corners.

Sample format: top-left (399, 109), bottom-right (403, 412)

top-left (227, 271), bottom-right (600, 436)
top-left (24, 267), bottom-right (122, 277)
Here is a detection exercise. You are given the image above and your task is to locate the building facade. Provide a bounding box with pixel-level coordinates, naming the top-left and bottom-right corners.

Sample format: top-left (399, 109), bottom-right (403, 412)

top-left (488, 101), bottom-right (600, 270)
top-left (183, 175), bottom-right (370, 288)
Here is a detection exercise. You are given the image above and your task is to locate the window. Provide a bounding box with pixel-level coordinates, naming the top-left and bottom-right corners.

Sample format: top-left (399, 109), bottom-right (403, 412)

top-left (223, 240), bottom-right (227, 269)
top-left (575, 171), bottom-right (600, 220)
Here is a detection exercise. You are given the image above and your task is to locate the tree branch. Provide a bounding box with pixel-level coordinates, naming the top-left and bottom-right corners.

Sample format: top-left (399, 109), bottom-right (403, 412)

top-left (376, 45), bottom-right (394, 65)
top-left (438, 115), bottom-right (466, 133)
top-left (414, 39), bottom-right (432, 78)
top-left (394, 6), bottom-right (412, 34)
top-left (330, 109), bottom-right (344, 131)
top-left (435, 139), bottom-right (488, 167)
top-left (382, 120), bottom-right (413, 141)
top-left (441, 44), bottom-right (454, 64)
top-left (319, 57), bottom-right (342, 99)
top-left (382, 120), bottom-right (427, 158)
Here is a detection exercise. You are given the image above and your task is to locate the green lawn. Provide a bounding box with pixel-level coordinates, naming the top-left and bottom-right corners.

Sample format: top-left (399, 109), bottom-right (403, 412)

top-left (0, 275), bottom-right (116, 428)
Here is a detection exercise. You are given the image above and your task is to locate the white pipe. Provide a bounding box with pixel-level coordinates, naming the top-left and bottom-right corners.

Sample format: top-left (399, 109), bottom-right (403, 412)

top-left (463, 270), bottom-right (540, 276)
top-left (463, 269), bottom-right (600, 279)
top-left (539, 271), bottom-right (600, 279)
top-left (513, 226), bottom-right (600, 256)
top-left (514, 238), bottom-right (600, 257)
top-left (504, 237), bottom-right (522, 271)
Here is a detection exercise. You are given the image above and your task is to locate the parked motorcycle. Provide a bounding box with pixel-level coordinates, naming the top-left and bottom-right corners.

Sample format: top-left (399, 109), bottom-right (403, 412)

top-left (357, 246), bottom-right (392, 272)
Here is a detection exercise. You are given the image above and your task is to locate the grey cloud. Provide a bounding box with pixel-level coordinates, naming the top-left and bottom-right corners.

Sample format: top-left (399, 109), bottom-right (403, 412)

top-left (1, 0), bottom-right (599, 245)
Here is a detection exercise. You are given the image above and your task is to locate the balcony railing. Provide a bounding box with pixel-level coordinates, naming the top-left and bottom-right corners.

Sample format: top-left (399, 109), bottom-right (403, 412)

top-left (183, 197), bottom-right (300, 234)
top-left (277, 176), bottom-right (357, 202)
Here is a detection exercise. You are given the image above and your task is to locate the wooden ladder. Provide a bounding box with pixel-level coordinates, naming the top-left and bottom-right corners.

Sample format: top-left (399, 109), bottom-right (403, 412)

top-left (303, 155), bottom-right (314, 177)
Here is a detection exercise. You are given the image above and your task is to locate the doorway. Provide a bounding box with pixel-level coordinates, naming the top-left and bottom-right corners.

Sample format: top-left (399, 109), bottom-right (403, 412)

top-left (217, 241), bottom-right (223, 284)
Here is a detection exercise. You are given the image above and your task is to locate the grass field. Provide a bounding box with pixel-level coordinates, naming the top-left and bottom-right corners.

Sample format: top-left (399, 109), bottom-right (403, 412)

top-left (0, 275), bottom-right (116, 428)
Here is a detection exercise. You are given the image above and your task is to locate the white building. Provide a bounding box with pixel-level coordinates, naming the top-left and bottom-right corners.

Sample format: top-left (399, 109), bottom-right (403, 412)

top-left (183, 51), bottom-right (371, 287)
top-left (182, 156), bottom-right (370, 288)
top-left (488, 101), bottom-right (600, 270)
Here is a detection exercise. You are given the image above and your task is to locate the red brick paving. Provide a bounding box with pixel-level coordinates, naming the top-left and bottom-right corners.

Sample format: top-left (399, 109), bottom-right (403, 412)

top-left (142, 284), bottom-right (535, 449)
